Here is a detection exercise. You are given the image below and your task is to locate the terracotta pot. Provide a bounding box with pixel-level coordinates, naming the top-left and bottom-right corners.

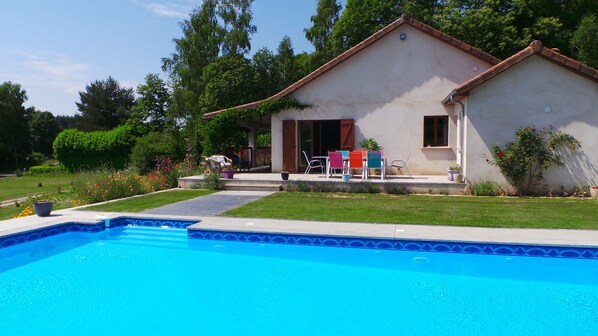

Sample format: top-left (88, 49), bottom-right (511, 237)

top-left (33, 201), bottom-right (53, 217)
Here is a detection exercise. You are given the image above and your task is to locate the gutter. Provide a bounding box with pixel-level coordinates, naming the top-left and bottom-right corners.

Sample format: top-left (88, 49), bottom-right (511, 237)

top-left (448, 93), bottom-right (466, 178)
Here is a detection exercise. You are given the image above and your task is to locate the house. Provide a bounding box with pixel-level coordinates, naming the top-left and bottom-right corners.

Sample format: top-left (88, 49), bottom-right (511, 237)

top-left (205, 15), bottom-right (598, 192)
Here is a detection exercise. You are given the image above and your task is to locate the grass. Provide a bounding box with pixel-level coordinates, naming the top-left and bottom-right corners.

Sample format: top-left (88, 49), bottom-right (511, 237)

top-left (81, 189), bottom-right (215, 213)
top-left (0, 192), bottom-right (77, 221)
top-left (0, 173), bottom-right (75, 202)
top-left (223, 192), bottom-right (598, 230)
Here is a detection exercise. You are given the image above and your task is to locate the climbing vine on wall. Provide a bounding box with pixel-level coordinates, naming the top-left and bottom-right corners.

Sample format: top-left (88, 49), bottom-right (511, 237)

top-left (201, 98), bottom-right (308, 156)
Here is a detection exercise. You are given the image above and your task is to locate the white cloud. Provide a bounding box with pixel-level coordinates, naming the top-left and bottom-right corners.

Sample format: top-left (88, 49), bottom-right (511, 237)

top-left (0, 49), bottom-right (90, 114)
top-left (143, 2), bottom-right (191, 19)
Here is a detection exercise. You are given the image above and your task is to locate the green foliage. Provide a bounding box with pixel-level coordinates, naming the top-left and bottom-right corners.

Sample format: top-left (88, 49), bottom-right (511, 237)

top-left (129, 73), bottom-right (171, 134)
top-left (488, 126), bottom-right (581, 195)
top-left (29, 165), bottom-right (63, 175)
top-left (76, 76), bottom-right (135, 131)
top-left (383, 183), bottom-right (411, 194)
top-left (53, 125), bottom-right (137, 172)
top-left (202, 172), bottom-right (225, 190)
top-left (330, 0), bottom-right (402, 54)
top-left (348, 182), bottom-right (381, 194)
top-left (200, 55), bottom-right (259, 112)
top-left (72, 170), bottom-right (154, 204)
top-left (272, 36), bottom-right (300, 92)
top-left (201, 98), bottom-right (308, 155)
top-left (359, 138), bottom-right (382, 151)
top-left (304, 0), bottom-right (342, 67)
top-left (571, 14), bottom-right (598, 68)
top-left (471, 180), bottom-right (499, 196)
top-left (30, 110), bottom-right (59, 156)
top-left (0, 81), bottom-right (31, 171)
top-left (130, 132), bottom-right (177, 174)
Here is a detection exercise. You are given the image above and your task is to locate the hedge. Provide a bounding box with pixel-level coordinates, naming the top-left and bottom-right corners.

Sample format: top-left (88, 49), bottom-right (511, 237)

top-left (53, 125), bottom-right (136, 172)
top-left (29, 165), bottom-right (63, 174)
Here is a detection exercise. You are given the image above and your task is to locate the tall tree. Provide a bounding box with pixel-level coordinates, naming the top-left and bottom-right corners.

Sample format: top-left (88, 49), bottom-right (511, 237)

top-left (29, 109), bottom-right (59, 156)
top-left (200, 55), bottom-right (259, 112)
top-left (75, 77), bottom-right (135, 131)
top-left (219, 0), bottom-right (257, 56)
top-left (571, 14), bottom-right (598, 68)
top-left (252, 47), bottom-right (276, 98)
top-left (330, 0), bottom-right (403, 55)
top-left (272, 36), bottom-right (299, 92)
top-left (305, 0), bottom-right (342, 67)
top-left (130, 73), bottom-right (171, 133)
top-left (0, 82), bottom-right (31, 171)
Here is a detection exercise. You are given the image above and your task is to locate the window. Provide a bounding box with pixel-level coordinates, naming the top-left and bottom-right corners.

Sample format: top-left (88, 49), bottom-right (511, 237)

top-left (423, 116), bottom-right (448, 147)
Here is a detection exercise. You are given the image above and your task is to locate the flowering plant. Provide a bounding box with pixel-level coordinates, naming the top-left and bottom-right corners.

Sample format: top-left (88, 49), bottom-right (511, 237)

top-left (488, 126), bottom-right (580, 195)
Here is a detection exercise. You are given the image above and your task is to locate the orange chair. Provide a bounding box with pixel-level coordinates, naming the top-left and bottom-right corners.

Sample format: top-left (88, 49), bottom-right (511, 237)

top-left (349, 151), bottom-right (365, 179)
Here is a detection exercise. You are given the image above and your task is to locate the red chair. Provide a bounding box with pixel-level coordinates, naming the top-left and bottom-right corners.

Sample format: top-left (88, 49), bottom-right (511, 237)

top-left (349, 151), bottom-right (365, 179)
top-left (328, 151), bottom-right (344, 177)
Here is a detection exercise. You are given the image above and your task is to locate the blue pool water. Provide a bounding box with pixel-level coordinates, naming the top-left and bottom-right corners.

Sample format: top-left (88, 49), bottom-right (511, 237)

top-left (1, 225), bottom-right (598, 335)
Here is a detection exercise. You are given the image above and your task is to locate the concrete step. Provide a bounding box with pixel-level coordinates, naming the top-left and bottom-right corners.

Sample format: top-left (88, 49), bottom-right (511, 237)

top-left (224, 183), bottom-right (282, 192)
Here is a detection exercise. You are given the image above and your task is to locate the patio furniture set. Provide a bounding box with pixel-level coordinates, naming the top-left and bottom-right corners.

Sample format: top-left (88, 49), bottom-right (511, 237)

top-left (303, 150), bottom-right (411, 180)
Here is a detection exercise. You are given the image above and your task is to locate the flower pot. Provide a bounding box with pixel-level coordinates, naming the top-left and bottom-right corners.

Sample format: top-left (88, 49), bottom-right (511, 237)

top-left (342, 173), bottom-right (351, 182)
top-left (281, 172), bottom-right (289, 181)
top-left (221, 169), bottom-right (235, 179)
top-left (33, 201), bottom-right (53, 217)
top-left (591, 186), bottom-right (598, 199)
top-left (447, 169), bottom-right (458, 181)
top-left (454, 173), bottom-right (464, 183)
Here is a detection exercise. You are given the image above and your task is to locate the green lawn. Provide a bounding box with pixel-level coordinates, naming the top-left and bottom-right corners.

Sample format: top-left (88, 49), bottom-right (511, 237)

top-left (81, 189), bottom-right (215, 212)
top-left (223, 192), bottom-right (598, 230)
top-left (0, 173), bottom-right (75, 202)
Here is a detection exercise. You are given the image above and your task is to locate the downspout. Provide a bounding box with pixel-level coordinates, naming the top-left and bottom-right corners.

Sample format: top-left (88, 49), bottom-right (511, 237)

top-left (449, 94), bottom-right (465, 178)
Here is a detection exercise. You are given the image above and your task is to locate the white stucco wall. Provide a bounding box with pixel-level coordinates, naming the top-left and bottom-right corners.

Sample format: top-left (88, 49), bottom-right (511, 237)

top-left (271, 24), bottom-right (494, 173)
top-left (465, 55), bottom-right (598, 192)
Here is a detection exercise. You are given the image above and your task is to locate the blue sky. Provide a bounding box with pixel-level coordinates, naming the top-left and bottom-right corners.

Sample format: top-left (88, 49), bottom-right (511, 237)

top-left (0, 0), bottom-right (345, 116)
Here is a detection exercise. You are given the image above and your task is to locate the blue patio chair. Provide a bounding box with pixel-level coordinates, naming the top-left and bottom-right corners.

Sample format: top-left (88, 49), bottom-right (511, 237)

top-left (366, 150), bottom-right (385, 180)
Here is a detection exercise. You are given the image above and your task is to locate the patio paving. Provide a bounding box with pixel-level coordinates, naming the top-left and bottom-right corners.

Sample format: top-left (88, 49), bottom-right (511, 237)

top-left (140, 190), bottom-right (276, 217)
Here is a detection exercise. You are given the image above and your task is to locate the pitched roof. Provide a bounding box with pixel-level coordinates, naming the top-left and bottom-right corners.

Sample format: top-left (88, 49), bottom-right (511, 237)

top-left (443, 40), bottom-right (598, 104)
top-left (204, 14), bottom-right (501, 119)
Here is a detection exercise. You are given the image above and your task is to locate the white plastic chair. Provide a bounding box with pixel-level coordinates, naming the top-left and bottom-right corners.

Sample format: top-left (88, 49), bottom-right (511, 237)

top-left (390, 153), bottom-right (411, 177)
top-left (303, 151), bottom-right (324, 174)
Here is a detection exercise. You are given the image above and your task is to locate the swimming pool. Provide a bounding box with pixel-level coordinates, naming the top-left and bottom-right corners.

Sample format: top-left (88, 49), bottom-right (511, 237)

top-left (1, 220), bottom-right (597, 335)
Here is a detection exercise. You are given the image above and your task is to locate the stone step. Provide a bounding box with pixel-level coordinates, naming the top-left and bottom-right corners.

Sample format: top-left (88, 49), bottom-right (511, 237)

top-left (224, 183), bottom-right (282, 192)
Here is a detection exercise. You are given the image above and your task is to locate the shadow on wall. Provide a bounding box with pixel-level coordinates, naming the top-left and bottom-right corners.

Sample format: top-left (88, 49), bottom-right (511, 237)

top-left (549, 148), bottom-right (598, 190)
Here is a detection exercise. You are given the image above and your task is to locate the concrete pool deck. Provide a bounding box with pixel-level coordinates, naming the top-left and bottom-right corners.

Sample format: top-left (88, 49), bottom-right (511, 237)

top-left (1, 207), bottom-right (598, 247)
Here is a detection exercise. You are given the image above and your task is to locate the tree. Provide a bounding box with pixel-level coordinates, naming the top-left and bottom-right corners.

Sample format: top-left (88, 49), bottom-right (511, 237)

top-left (252, 47), bottom-right (276, 98)
top-left (330, 0), bottom-right (402, 55)
top-left (571, 14), bottom-right (598, 68)
top-left (130, 74), bottom-right (171, 133)
top-left (305, 0), bottom-right (342, 67)
top-left (272, 36), bottom-right (299, 92)
top-left (75, 77), bottom-right (135, 131)
top-left (30, 109), bottom-right (59, 156)
top-left (200, 55), bottom-right (259, 113)
top-left (0, 82), bottom-right (31, 171)
top-left (218, 0), bottom-right (257, 56)
top-left (54, 115), bottom-right (78, 131)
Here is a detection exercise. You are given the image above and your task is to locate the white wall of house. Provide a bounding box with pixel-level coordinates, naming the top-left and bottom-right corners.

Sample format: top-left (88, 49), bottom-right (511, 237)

top-left (464, 55), bottom-right (598, 192)
top-left (271, 24), bottom-right (494, 173)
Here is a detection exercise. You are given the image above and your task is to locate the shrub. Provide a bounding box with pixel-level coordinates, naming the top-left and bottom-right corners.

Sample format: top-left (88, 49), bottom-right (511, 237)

top-left (29, 165), bottom-right (62, 175)
top-left (202, 172), bottom-right (225, 190)
top-left (130, 132), bottom-right (177, 174)
top-left (488, 126), bottom-right (580, 195)
top-left (383, 183), bottom-right (411, 194)
top-left (359, 138), bottom-right (382, 151)
top-left (72, 170), bottom-right (153, 204)
top-left (471, 180), bottom-right (498, 196)
top-left (53, 125), bottom-right (136, 172)
top-left (349, 182), bottom-right (381, 194)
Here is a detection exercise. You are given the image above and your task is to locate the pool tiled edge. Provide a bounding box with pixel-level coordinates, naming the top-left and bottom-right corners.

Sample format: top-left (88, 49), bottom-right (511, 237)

top-left (0, 222), bottom-right (104, 249)
top-left (188, 229), bottom-right (598, 260)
